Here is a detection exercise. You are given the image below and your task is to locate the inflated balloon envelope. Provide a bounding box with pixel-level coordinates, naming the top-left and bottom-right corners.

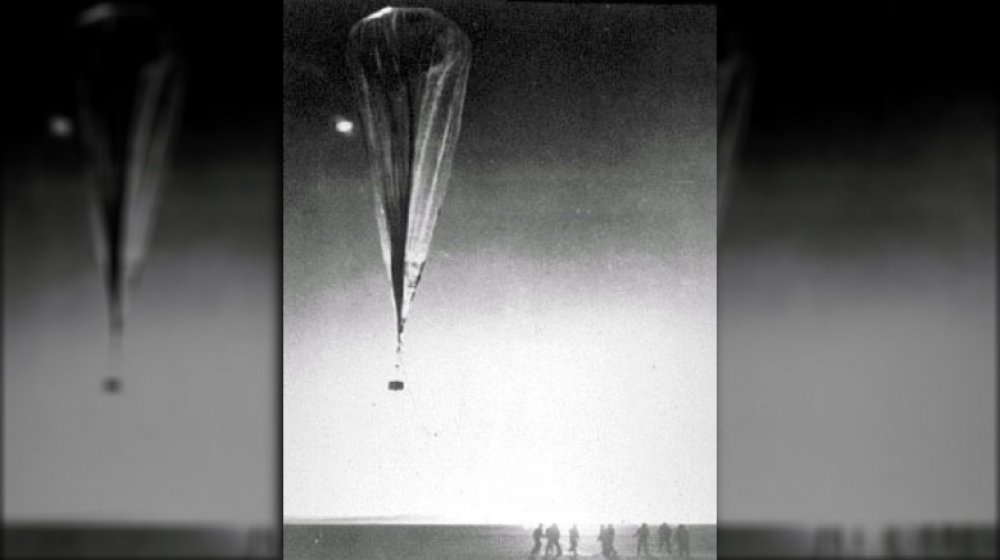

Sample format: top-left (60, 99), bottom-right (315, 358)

top-left (74, 2), bottom-right (185, 392)
top-left (346, 7), bottom-right (471, 390)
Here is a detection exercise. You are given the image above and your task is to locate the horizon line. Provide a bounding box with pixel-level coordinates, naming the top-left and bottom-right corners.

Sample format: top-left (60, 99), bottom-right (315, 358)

top-left (283, 515), bottom-right (718, 526)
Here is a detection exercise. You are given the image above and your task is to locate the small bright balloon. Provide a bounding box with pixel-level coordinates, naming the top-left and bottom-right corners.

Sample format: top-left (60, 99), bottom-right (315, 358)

top-left (48, 115), bottom-right (74, 138)
top-left (333, 116), bottom-right (354, 135)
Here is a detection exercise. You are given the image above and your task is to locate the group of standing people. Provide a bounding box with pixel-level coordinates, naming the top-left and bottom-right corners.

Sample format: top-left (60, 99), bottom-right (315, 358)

top-left (531, 522), bottom-right (691, 559)
top-left (635, 523), bottom-right (690, 558)
top-left (530, 523), bottom-right (580, 559)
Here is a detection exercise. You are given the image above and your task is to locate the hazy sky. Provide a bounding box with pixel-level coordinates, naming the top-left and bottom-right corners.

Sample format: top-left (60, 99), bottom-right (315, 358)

top-left (718, 5), bottom-right (996, 527)
top-left (2, 2), bottom-right (278, 525)
top-left (284, 1), bottom-right (717, 524)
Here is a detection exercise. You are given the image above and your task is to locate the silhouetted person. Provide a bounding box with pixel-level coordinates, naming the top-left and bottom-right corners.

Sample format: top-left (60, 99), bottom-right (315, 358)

top-left (813, 526), bottom-right (843, 556)
top-left (676, 524), bottom-right (690, 558)
top-left (883, 526), bottom-right (899, 558)
top-left (942, 525), bottom-right (957, 556)
top-left (568, 524), bottom-right (580, 558)
top-left (530, 524), bottom-right (543, 558)
top-left (598, 525), bottom-right (609, 558)
top-left (545, 523), bottom-right (562, 559)
top-left (635, 523), bottom-right (651, 557)
top-left (811, 527), bottom-right (824, 556)
top-left (658, 523), bottom-right (672, 555)
top-left (831, 526), bottom-right (843, 556)
top-left (606, 524), bottom-right (617, 558)
top-left (244, 528), bottom-right (275, 556)
top-left (850, 527), bottom-right (865, 556)
top-left (958, 527), bottom-right (975, 557)
top-left (918, 525), bottom-right (934, 556)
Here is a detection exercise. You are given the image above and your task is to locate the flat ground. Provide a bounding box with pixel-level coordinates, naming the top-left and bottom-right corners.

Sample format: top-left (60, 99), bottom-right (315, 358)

top-left (283, 524), bottom-right (717, 560)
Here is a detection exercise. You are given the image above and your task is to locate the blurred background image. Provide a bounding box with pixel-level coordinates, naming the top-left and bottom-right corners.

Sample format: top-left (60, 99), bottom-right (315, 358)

top-left (718, 3), bottom-right (996, 557)
top-left (2, 1), bottom-right (279, 557)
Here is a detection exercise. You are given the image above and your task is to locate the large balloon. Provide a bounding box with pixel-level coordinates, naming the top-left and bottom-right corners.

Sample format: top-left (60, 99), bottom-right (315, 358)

top-left (74, 2), bottom-right (185, 390)
top-left (346, 7), bottom-right (471, 388)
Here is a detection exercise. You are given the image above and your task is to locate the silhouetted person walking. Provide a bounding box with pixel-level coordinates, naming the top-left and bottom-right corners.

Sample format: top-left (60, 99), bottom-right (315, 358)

top-left (883, 526), bottom-right (899, 558)
top-left (545, 523), bottom-right (562, 559)
top-left (850, 527), bottom-right (865, 556)
top-left (606, 524), bottom-right (617, 558)
top-left (635, 523), bottom-right (651, 557)
top-left (676, 524), bottom-right (690, 558)
top-left (658, 523), bottom-right (672, 555)
top-left (530, 524), bottom-right (543, 558)
top-left (832, 527), bottom-right (844, 556)
top-left (568, 524), bottom-right (580, 558)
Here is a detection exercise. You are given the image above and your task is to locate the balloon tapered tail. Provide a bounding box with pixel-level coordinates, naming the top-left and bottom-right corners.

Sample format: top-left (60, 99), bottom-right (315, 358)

top-left (389, 336), bottom-right (405, 391)
top-left (105, 325), bottom-right (123, 394)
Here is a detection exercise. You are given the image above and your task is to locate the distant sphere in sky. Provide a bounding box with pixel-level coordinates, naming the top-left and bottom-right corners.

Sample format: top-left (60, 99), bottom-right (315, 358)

top-left (334, 117), bottom-right (354, 135)
top-left (49, 115), bottom-right (74, 138)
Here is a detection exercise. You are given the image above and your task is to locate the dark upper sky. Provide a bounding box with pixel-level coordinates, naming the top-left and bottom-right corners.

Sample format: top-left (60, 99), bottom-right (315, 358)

top-left (285, 0), bottom-right (715, 170)
top-left (2, 1), bottom-right (280, 139)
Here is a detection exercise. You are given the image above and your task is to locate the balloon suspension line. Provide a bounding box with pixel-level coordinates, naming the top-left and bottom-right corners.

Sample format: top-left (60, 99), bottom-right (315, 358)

top-left (391, 334), bottom-right (441, 439)
top-left (105, 323), bottom-right (124, 394)
top-left (392, 333), bottom-right (405, 389)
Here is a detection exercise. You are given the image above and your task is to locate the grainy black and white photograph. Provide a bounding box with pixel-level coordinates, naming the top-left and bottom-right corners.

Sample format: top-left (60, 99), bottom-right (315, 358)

top-left (717, 3), bottom-right (996, 557)
top-left (2, 1), bottom-right (280, 557)
top-left (284, 1), bottom-right (717, 558)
